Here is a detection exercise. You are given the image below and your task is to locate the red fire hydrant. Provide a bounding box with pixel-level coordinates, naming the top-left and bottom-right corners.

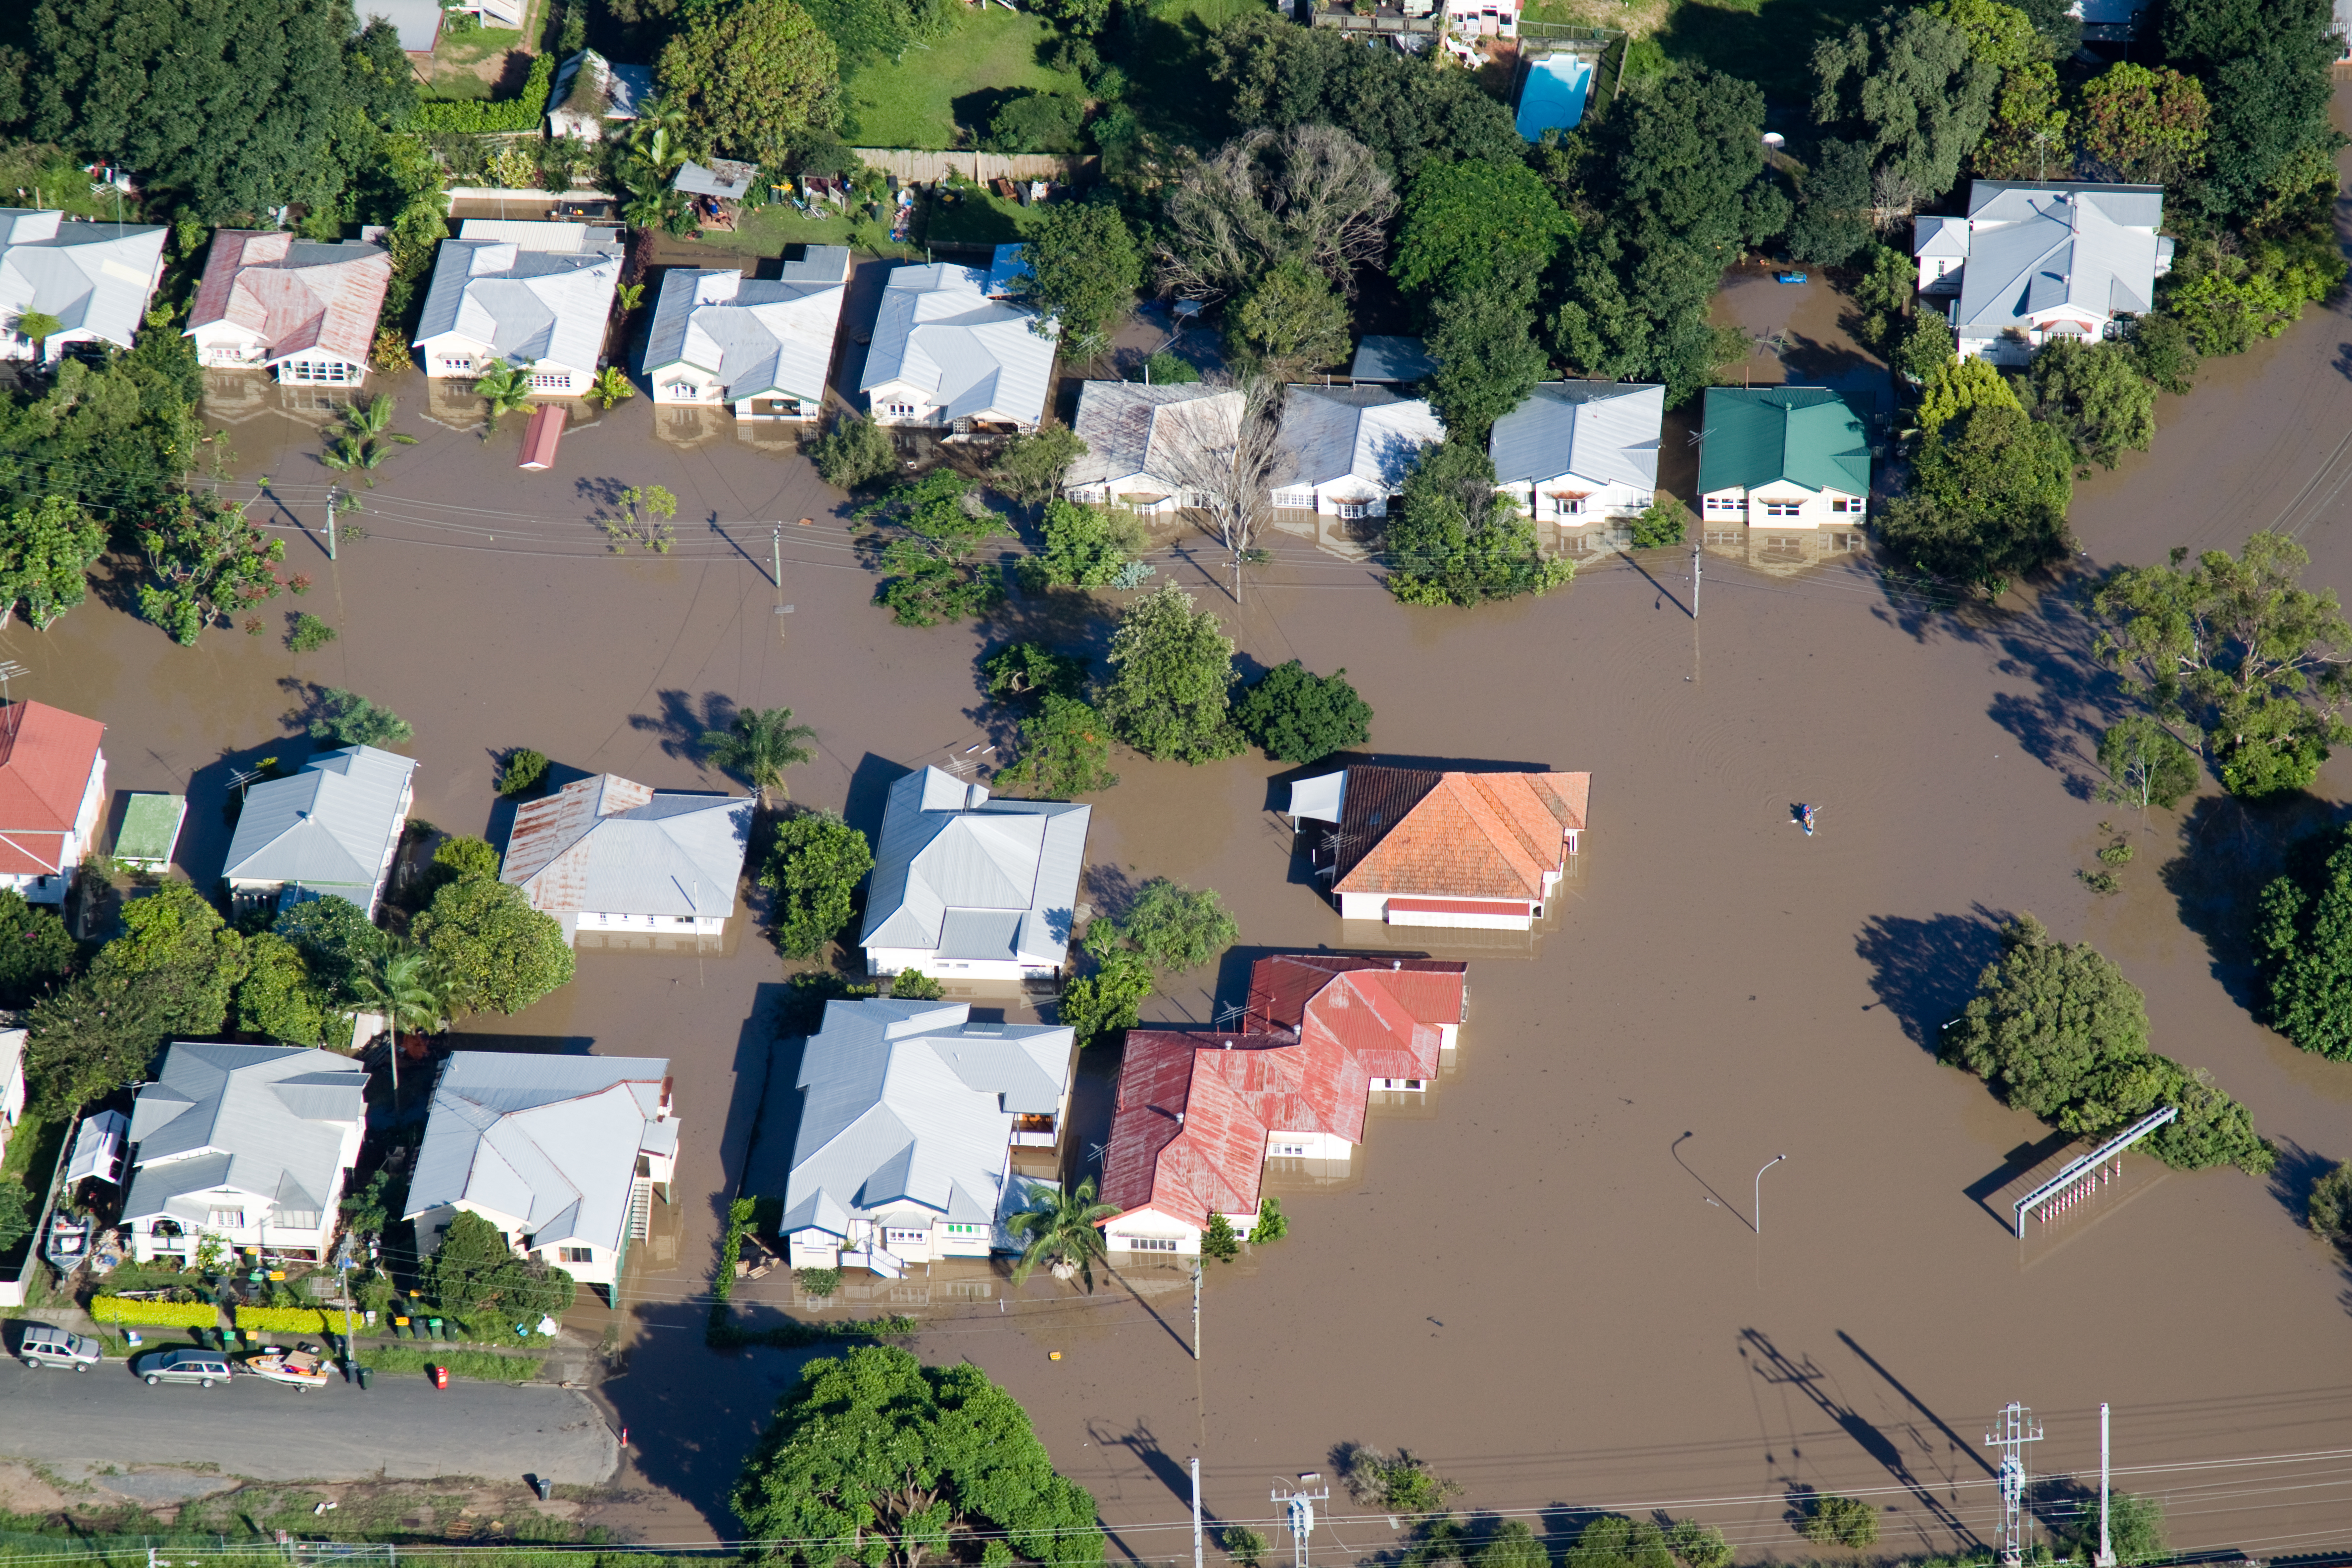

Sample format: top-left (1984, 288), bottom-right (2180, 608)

top-left (431, 1365), bottom-right (449, 1390)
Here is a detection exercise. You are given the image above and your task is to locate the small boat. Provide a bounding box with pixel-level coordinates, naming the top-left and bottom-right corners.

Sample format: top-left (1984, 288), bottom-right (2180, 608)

top-left (241, 1347), bottom-right (333, 1390)
top-left (1775, 270), bottom-right (1808, 284)
top-left (44, 1213), bottom-right (89, 1269)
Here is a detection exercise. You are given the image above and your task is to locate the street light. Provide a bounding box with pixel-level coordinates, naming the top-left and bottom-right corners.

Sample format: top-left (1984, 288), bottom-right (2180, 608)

top-left (1755, 1154), bottom-right (1787, 1235)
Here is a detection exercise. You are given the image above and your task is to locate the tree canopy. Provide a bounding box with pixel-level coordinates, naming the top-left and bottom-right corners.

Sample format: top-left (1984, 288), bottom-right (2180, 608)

top-left (0, 888), bottom-right (75, 1009)
top-left (856, 472), bottom-right (1010, 627)
top-left (2025, 338), bottom-right (2156, 471)
top-left (1158, 125), bottom-right (1396, 301)
top-left (1810, 7), bottom-right (1999, 209)
top-left (1877, 399), bottom-right (2074, 595)
top-left (1387, 439), bottom-right (1571, 607)
top-left (734, 1345), bottom-right (1105, 1568)
top-left (1426, 280), bottom-right (1550, 444)
top-left (2253, 826), bottom-right (2352, 1060)
top-left (1099, 586), bottom-right (1244, 763)
top-left (1392, 158), bottom-right (1572, 298)
top-left (2078, 63), bottom-right (2211, 185)
top-left (1016, 203), bottom-right (1141, 358)
top-left (413, 875), bottom-right (574, 1017)
top-left (657, 0), bottom-right (842, 164)
top-left (1233, 661), bottom-right (1372, 764)
top-left (424, 1209), bottom-right (578, 1322)
top-left (760, 811), bottom-right (874, 961)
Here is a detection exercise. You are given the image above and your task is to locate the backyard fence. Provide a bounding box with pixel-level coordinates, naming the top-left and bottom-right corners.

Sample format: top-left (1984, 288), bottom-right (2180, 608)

top-left (848, 149), bottom-right (1097, 183)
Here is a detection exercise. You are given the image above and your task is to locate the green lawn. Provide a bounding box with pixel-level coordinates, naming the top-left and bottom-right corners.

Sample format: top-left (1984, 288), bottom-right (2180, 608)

top-left (842, 9), bottom-right (1086, 149)
top-left (1115, 0), bottom-right (1275, 144)
top-left (1653, 0), bottom-right (1880, 102)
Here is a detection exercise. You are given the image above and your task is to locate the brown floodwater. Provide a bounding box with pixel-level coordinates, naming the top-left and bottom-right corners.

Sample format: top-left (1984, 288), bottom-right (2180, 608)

top-left (16, 98), bottom-right (2352, 1565)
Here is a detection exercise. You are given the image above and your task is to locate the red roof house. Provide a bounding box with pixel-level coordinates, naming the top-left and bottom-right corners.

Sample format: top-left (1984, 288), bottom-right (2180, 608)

top-left (0, 701), bottom-right (107, 904)
top-left (185, 232), bottom-right (393, 386)
top-left (1288, 766), bottom-right (1589, 930)
top-left (1095, 954), bottom-right (1469, 1255)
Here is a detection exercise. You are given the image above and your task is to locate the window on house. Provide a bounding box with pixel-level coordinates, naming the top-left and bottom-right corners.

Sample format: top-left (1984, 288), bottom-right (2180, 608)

top-left (885, 1228), bottom-right (928, 1246)
top-left (1763, 501), bottom-right (1802, 517)
top-left (1121, 1236), bottom-right (1178, 1252)
top-left (530, 373), bottom-right (570, 391)
top-left (444, 358), bottom-right (473, 374)
top-left (1273, 1142), bottom-right (1309, 1157)
top-left (1830, 497), bottom-right (1856, 513)
top-left (208, 1208), bottom-right (246, 1229)
top-left (944, 1223), bottom-right (983, 1236)
top-left (886, 401), bottom-right (916, 417)
top-left (559, 1246), bottom-right (592, 1263)
top-left (1704, 495), bottom-right (1739, 512)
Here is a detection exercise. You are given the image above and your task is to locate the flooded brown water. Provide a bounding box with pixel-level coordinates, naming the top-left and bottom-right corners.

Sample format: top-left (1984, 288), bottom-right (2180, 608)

top-left (17, 100), bottom-right (2352, 1563)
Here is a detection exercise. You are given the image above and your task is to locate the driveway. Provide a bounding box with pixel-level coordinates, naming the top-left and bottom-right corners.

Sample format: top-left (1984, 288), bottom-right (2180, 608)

top-left (0, 1360), bottom-right (620, 1485)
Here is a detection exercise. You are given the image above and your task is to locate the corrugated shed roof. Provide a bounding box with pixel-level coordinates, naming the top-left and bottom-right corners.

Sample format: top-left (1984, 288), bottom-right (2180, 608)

top-left (858, 767), bottom-right (1086, 968)
top-left (1694, 388), bottom-right (1870, 496)
top-left (1954, 183), bottom-right (2166, 333)
top-left (643, 256), bottom-right (850, 405)
top-left (858, 263), bottom-right (1058, 426)
top-left (1350, 336), bottom-right (1435, 383)
top-left (0, 211), bottom-right (166, 351)
top-left (0, 701), bottom-right (102, 877)
top-left (1066, 381), bottom-right (1243, 492)
top-left (1244, 954), bottom-right (1467, 1079)
top-left (222, 745), bottom-right (416, 894)
top-left (782, 1000), bottom-right (1075, 1236)
top-left (1097, 1030), bottom-right (1272, 1228)
top-left (1331, 767), bottom-right (1590, 900)
top-left (675, 159), bottom-right (758, 199)
top-left (404, 1052), bottom-right (671, 1254)
top-left (1270, 385), bottom-right (1444, 492)
top-left (187, 231), bottom-right (392, 366)
top-left (414, 223), bottom-right (623, 373)
top-left (502, 774), bottom-right (751, 920)
top-left (122, 1044), bottom-right (364, 1227)
top-left (1488, 381), bottom-right (1665, 490)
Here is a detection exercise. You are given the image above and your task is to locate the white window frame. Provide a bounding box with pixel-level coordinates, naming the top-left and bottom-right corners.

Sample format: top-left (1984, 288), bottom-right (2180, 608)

top-left (1762, 501), bottom-right (1802, 518)
top-left (1118, 1235), bottom-right (1178, 1252)
top-left (559, 1245), bottom-right (593, 1263)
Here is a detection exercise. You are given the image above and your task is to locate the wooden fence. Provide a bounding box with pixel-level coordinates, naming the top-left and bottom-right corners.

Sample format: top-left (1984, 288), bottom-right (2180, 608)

top-left (848, 149), bottom-right (1098, 183)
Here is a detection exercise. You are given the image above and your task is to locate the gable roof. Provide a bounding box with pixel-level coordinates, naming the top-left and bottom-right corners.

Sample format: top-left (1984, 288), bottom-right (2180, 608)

top-left (1271, 385), bottom-right (1445, 493)
top-left (186, 231), bottom-right (392, 366)
top-left (675, 159), bottom-right (759, 200)
top-left (404, 1052), bottom-right (672, 1254)
top-left (221, 745), bottom-right (416, 896)
top-left (1245, 954), bottom-right (1467, 1079)
top-left (1912, 213), bottom-right (1970, 259)
top-left (501, 773), bottom-right (752, 919)
top-left (547, 50), bottom-right (651, 131)
top-left (1489, 381), bottom-right (1665, 490)
top-left (642, 250), bottom-right (851, 404)
top-left (0, 211), bottom-right (167, 352)
top-left (414, 220), bottom-right (623, 372)
top-left (122, 1044), bottom-right (366, 1226)
top-left (0, 701), bottom-right (102, 876)
top-left (1098, 1030), bottom-right (1278, 1229)
top-left (1954, 181), bottom-right (2168, 334)
top-left (1695, 387), bottom-right (1871, 497)
top-left (858, 263), bottom-right (1058, 426)
top-left (1330, 766), bottom-right (1590, 901)
top-left (782, 999), bottom-right (1075, 1236)
top-left (1066, 380), bottom-right (1243, 493)
top-left (858, 767), bottom-right (1088, 967)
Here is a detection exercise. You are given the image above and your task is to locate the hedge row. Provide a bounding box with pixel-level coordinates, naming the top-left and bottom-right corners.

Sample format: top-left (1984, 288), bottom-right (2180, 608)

top-left (412, 53), bottom-right (556, 133)
top-left (88, 1297), bottom-right (217, 1327)
top-left (235, 1304), bottom-right (330, 1333)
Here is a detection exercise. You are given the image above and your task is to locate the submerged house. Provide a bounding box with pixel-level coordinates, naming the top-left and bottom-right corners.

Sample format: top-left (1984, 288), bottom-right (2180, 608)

top-left (1694, 387), bottom-right (1870, 532)
top-left (858, 262), bottom-right (1057, 434)
top-left (0, 209), bottom-right (168, 363)
top-left (1488, 381), bottom-right (1664, 524)
top-left (643, 247), bottom-right (852, 420)
top-left (858, 767), bottom-right (1088, 982)
top-left (1268, 385), bottom-right (1443, 518)
top-left (413, 220), bottom-right (624, 395)
top-left (1063, 380), bottom-right (1244, 515)
top-left (220, 745), bottom-right (417, 917)
top-left (1913, 180), bottom-right (2171, 365)
top-left (1286, 765), bottom-right (1591, 930)
top-left (185, 231), bottom-right (393, 385)
top-left (500, 773), bottom-right (753, 941)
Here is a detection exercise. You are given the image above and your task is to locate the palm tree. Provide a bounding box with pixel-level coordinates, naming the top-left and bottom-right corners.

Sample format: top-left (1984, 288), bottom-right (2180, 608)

top-left (1007, 1176), bottom-right (1121, 1292)
top-left (471, 360), bottom-right (535, 426)
top-left (698, 707), bottom-right (817, 808)
top-left (351, 938), bottom-right (451, 1105)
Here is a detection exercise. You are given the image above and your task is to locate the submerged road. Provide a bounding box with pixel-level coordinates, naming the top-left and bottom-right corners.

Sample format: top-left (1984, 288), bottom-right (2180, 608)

top-left (0, 1357), bottom-right (620, 1484)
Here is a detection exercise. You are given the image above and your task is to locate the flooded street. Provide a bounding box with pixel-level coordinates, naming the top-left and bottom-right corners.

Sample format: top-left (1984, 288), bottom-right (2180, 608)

top-left (18, 117), bottom-right (2352, 1562)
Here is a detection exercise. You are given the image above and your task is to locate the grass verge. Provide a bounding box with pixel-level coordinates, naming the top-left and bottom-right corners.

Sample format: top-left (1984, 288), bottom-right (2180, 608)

top-left (357, 1345), bottom-right (543, 1382)
top-left (842, 10), bottom-right (1086, 149)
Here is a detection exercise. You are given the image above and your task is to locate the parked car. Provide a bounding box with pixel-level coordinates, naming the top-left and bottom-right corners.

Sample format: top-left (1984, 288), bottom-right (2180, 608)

top-left (136, 1348), bottom-right (233, 1387)
top-left (17, 1325), bottom-right (101, 1371)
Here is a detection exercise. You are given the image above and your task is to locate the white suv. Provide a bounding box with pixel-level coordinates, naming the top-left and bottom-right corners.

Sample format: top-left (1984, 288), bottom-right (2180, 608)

top-left (17, 1325), bottom-right (102, 1371)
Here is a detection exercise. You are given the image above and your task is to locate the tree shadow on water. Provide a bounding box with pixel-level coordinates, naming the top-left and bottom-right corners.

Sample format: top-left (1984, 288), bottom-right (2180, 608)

top-left (629, 688), bottom-right (737, 767)
top-left (1855, 909), bottom-right (2010, 1052)
top-left (2270, 1136), bottom-right (2336, 1230)
top-left (2158, 790), bottom-right (2348, 1013)
top-left (1983, 582), bottom-right (2127, 800)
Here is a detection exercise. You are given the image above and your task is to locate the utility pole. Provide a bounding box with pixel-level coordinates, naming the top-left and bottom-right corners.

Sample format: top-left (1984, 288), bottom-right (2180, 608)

top-left (1191, 1457), bottom-right (1203, 1568)
top-left (2095, 1404), bottom-right (2116, 1568)
top-left (1272, 1475), bottom-right (1328, 1568)
top-left (771, 524), bottom-right (783, 589)
top-left (325, 486), bottom-right (339, 562)
top-left (1984, 1403), bottom-right (2045, 1568)
top-left (1191, 1262), bottom-right (1202, 1360)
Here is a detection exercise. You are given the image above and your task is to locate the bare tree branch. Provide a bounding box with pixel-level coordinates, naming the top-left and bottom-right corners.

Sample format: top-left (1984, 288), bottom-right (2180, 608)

top-left (1157, 125), bottom-right (1398, 302)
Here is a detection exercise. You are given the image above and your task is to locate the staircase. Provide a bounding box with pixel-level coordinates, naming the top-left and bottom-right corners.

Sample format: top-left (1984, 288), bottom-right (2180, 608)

top-left (625, 1178), bottom-right (652, 1240)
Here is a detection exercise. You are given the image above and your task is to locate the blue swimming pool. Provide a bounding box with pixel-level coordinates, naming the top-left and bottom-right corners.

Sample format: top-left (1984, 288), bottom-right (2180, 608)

top-left (1515, 51), bottom-right (1593, 142)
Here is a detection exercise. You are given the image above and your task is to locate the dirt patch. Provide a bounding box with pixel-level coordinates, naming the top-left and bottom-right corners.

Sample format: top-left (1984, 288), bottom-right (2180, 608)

top-left (0, 1461), bottom-right (73, 1518)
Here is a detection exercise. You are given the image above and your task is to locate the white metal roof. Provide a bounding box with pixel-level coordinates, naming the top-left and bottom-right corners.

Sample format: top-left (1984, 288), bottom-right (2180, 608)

top-left (1066, 380), bottom-right (1243, 493)
top-left (1270, 385), bottom-right (1445, 493)
top-left (857, 767), bottom-right (1088, 967)
top-left (0, 210), bottom-right (166, 352)
top-left (414, 221), bottom-right (623, 373)
top-left (1953, 181), bottom-right (2168, 333)
top-left (781, 999), bottom-right (1074, 1237)
top-left (1487, 380), bottom-right (1664, 490)
top-left (221, 745), bottom-right (416, 896)
top-left (859, 263), bottom-right (1057, 425)
top-left (122, 1044), bottom-right (366, 1226)
top-left (501, 774), bottom-right (753, 921)
top-left (642, 250), bottom-right (851, 405)
top-left (1286, 772), bottom-right (1347, 824)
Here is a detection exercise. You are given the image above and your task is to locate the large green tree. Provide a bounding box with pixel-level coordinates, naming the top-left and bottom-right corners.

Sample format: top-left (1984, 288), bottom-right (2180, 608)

top-left (657, 0), bottom-right (842, 164)
top-left (855, 472), bottom-right (1010, 628)
top-left (701, 706), bottom-right (819, 808)
top-left (0, 497), bottom-right (105, 633)
top-left (1810, 7), bottom-right (1999, 208)
top-left (424, 1209), bottom-right (577, 1320)
top-left (1233, 661), bottom-right (1371, 765)
top-left (760, 811), bottom-right (873, 961)
top-left (26, 0), bottom-right (372, 219)
top-left (734, 1345), bottom-right (1105, 1568)
top-left (0, 888), bottom-right (75, 1008)
top-left (2251, 827), bottom-right (2352, 1061)
top-left (2092, 532), bottom-right (2352, 799)
top-left (1099, 586), bottom-right (1244, 764)
top-left (1787, 139), bottom-right (1875, 267)
top-left (1000, 694), bottom-right (1120, 799)
top-left (1945, 914), bottom-right (2272, 1173)
top-left (1158, 125), bottom-right (1396, 301)
top-left (135, 494), bottom-right (287, 648)
top-left (1014, 203), bottom-right (1141, 359)
top-left (2024, 337), bottom-right (2156, 471)
top-left (1228, 260), bottom-right (1353, 382)
top-left (2157, 0), bottom-right (2337, 221)
top-left (272, 894), bottom-right (381, 1006)
top-left (1392, 158), bottom-right (1572, 298)
top-left (413, 877), bottom-right (574, 1017)
top-left (0, 330), bottom-right (202, 531)
top-left (94, 880), bottom-right (246, 1036)
top-left (1425, 279), bottom-right (1549, 445)
top-left (1386, 439), bottom-right (1570, 607)
top-left (2078, 63), bottom-right (2210, 186)
top-left (233, 931), bottom-right (342, 1047)
top-left (1876, 400), bottom-right (2073, 595)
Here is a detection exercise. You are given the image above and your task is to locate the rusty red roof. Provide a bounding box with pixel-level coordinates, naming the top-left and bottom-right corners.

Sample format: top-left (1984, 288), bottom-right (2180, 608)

top-left (1331, 767), bottom-right (1590, 901)
top-left (502, 774), bottom-right (654, 913)
top-left (0, 701), bottom-right (103, 876)
top-left (1098, 1030), bottom-right (1272, 1230)
top-left (188, 232), bottom-right (392, 366)
top-left (1247, 955), bottom-right (1466, 1081)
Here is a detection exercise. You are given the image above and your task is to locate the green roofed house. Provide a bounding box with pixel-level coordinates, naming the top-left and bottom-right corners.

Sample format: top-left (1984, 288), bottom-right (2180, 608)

top-left (115, 792), bottom-right (186, 873)
top-left (1694, 388), bottom-right (1871, 534)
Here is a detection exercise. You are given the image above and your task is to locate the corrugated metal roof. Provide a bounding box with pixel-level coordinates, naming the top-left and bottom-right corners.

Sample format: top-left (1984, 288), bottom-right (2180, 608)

top-left (1269, 385), bottom-right (1444, 492)
top-left (858, 263), bottom-right (1058, 427)
top-left (502, 775), bottom-right (751, 923)
top-left (0, 701), bottom-right (102, 876)
top-left (403, 1051), bottom-right (671, 1255)
top-left (414, 222), bottom-right (623, 376)
top-left (1953, 182), bottom-right (2167, 334)
top-left (1912, 214), bottom-right (1969, 259)
top-left (1350, 335), bottom-right (1436, 383)
top-left (674, 159), bottom-right (758, 199)
top-left (643, 254), bottom-right (851, 406)
top-left (1097, 1030), bottom-right (1271, 1228)
top-left (782, 1000), bottom-right (1075, 1237)
top-left (1488, 381), bottom-right (1664, 490)
top-left (1694, 388), bottom-right (1870, 497)
top-left (859, 766), bottom-right (1087, 968)
top-left (1066, 381), bottom-right (1243, 493)
top-left (222, 745), bottom-right (415, 895)
top-left (122, 1044), bottom-right (364, 1229)
top-left (0, 211), bottom-right (166, 353)
top-left (187, 231), bottom-right (392, 367)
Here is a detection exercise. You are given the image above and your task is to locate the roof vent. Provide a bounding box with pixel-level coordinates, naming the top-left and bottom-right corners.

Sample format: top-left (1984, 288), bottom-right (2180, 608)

top-left (1392, 959), bottom-right (1401, 970)
top-left (1223, 1040), bottom-right (1232, 1050)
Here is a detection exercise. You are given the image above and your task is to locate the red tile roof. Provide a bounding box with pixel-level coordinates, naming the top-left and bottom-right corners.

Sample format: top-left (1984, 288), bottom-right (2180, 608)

top-left (0, 701), bottom-right (103, 876)
top-left (189, 232), bottom-right (393, 366)
top-left (1332, 767), bottom-right (1590, 901)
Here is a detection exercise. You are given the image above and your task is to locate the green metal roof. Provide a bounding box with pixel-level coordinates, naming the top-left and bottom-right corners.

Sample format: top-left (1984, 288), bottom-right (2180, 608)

top-left (115, 792), bottom-right (185, 867)
top-left (1695, 387), bottom-right (1871, 496)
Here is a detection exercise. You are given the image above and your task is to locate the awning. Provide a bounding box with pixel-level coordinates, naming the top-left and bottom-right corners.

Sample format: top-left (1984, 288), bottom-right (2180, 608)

top-left (1286, 772), bottom-right (1347, 826)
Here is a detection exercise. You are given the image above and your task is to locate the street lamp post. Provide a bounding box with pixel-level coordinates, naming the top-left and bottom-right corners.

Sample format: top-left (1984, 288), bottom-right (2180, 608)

top-left (1755, 1154), bottom-right (1787, 1235)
